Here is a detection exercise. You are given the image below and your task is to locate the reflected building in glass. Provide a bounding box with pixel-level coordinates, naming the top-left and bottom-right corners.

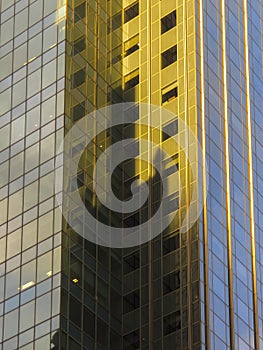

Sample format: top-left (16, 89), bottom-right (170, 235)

top-left (0, 0), bottom-right (262, 349)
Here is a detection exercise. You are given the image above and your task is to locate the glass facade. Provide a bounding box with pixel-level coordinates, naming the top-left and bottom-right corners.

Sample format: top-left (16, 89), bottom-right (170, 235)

top-left (0, 1), bottom-right (66, 349)
top-left (60, 0), bottom-right (199, 349)
top-left (0, 0), bottom-right (262, 349)
top-left (197, 0), bottom-right (263, 349)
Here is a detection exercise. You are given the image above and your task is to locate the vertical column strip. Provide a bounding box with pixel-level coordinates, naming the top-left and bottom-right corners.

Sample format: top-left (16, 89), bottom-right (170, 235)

top-left (221, 0), bottom-right (235, 349)
top-left (198, 0), bottom-right (210, 348)
top-left (146, 0), bottom-right (153, 348)
top-left (242, 1), bottom-right (259, 349)
top-left (182, 0), bottom-right (193, 348)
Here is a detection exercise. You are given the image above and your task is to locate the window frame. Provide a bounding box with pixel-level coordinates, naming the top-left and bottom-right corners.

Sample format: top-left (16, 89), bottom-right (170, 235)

top-left (161, 10), bottom-right (177, 34)
top-left (124, 1), bottom-right (139, 23)
top-left (161, 45), bottom-right (177, 69)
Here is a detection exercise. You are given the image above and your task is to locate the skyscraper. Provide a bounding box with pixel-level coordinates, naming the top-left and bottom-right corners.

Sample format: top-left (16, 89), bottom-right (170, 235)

top-left (0, 0), bottom-right (262, 350)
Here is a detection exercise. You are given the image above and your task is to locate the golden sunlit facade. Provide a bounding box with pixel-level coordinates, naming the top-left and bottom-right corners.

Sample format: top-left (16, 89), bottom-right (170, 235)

top-left (61, 0), bottom-right (201, 349)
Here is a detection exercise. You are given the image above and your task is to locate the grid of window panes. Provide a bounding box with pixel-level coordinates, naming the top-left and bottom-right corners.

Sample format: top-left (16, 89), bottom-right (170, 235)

top-left (62, 0), bottom-right (201, 349)
top-left (226, 1), bottom-right (255, 348)
top-left (198, 0), bottom-right (263, 349)
top-left (1, 1), bottom-right (260, 349)
top-left (199, 1), bottom-right (231, 348)
top-left (248, 0), bottom-right (263, 348)
top-left (0, 1), bottom-right (65, 349)
top-left (60, 0), bottom-right (124, 349)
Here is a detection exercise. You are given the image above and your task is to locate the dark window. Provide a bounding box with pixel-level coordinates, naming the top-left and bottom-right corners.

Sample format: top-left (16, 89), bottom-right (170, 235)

top-left (124, 251), bottom-right (140, 274)
top-left (124, 330), bottom-right (140, 349)
top-left (111, 54), bottom-right (122, 64)
top-left (164, 160), bottom-right (179, 177)
top-left (69, 296), bottom-right (81, 328)
top-left (111, 45), bottom-right (122, 64)
top-left (125, 74), bottom-right (139, 90)
top-left (111, 289), bottom-right (122, 318)
top-left (111, 12), bottom-right (122, 31)
top-left (83, 307), bottom-right (95, 338)
top-left (161, 10), bottom-right (177, 34)
top-left (125, 43), bottom-right (139, 57)
top-left (73, 37), bottom-right (86, 55)
top-left (70, 255), bottom-right (82, 283)
top-left (72, 68), bottom-right (86, 88)
top-left (110, 330), bottom-right (122, 349)
top-left (162, 87), bottom-right (178, 104)
top-left (124, 213), bottom-right (140, 227)
top-left (166, 192), bottom-right (179, 214)
top-left (84, 267), bottom-right (95, 294)
top-left (69, 338), bottom-right (81, 350)
top-left (163, 271), bottom-right (180, 295)
top-left (71, 103), bottom-right (85, 121)
top-left (97, 318), bottom-right (108, 347)
top-left (164, 311), bottom-right (181, 336)
top-left (161, 45), bottom-right (177, 69)
top-left (107, 85), bottom-right (123, 103)
top-left (124, 2), bottom-right (139, 23)
top-left (162, 120), bottom-right (178, 141)
top-left (124, 34), bottom-right (139, 57)
top-left (163, 233), bottom-right (179, 255)
top-left (77, 171), bottom-right (85, 187)
top-left (97, 278), bottom-right (108, 308)
top-left (74, 3), bottom-right (86, 23)
top-left (123, 290), bottom-right (140, 313)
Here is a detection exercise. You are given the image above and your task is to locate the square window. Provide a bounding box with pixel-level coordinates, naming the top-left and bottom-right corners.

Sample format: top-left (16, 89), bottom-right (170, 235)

top-left (162, 87), bottom-right (178, 104)
top-left (71, 103), bottom-right (85, 121)
top-left (161, 11), bottom-right (177, 34)
top-left (161, 45), bottom-right (177, 69)
top-left (72, 69), bottom-right (86, 89)
top-left (124, 2), bottom-right (139, 23)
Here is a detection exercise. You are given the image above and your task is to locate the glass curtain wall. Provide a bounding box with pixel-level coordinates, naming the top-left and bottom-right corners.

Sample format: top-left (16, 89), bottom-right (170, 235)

top-left (0, 0), bottom-right (66, 349)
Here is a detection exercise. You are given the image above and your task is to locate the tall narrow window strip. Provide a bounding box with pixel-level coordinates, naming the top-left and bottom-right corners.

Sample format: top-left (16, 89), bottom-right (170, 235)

top-left (74, 3), bottom-right (86, 23)
top-left (111, 12), bottom-right (122, 31)
top-left (72, 68), bottom-right (86, 89)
